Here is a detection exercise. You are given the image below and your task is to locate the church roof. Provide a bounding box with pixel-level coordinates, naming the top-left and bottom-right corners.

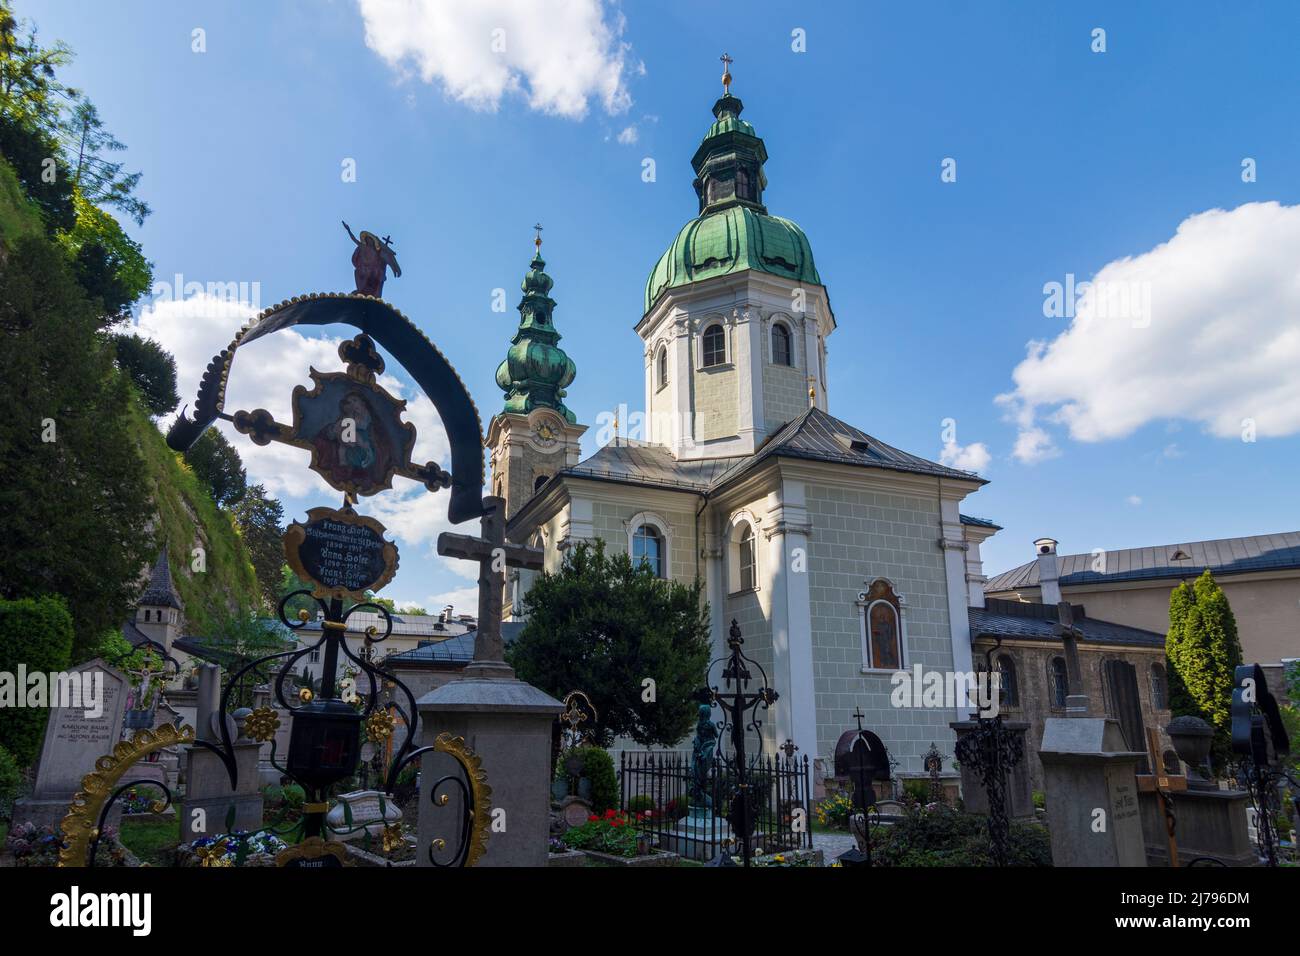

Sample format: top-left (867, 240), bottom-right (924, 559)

top-left (970, 598), bottom-right (1165, 648)
top-left (984, 530), bottom-right (1300, 593)
top-left (564, 440), bottom-right (747, 492)
top-left (139, 548), bottom-right (182, 609)
top-left (713, 406), bottom-right (987, 488)
top-left (385, 623), bottom-right (525, 666)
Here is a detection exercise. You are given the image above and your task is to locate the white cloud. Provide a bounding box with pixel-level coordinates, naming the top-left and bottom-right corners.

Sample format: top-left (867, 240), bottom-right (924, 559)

top-left (357, 0), bottom-right (634, 119)
top-left (1011, 426), bottom-right (1059, 465)
top-left (426, 585), bottom-right (480, 616)
top-left (1000, 202), bottom-right (1300, 456)
top-left (938, 440), bottom-right (991, 473)
top-left (616, 124), bottom-right (638, 145)
top-left (1126, 495), bottom-right (1142, 506)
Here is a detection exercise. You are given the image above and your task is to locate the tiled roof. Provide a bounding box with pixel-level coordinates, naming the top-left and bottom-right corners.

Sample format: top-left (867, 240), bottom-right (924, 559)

top-left (549, 407), bottom-right (983, 508)
top-left (279, 611), bottom-right (477, 639)
top-left (139, 548), bottom-right (182, 609)
top-left (385, 622), bottom-right (525, 665)
top-left (562, 440), bottom-right (745, 492)
top-left (969, 598), bottom-right (1165, 648)
top-left (713, 407), bottom-right (986, 488)
top-left (984, 531), bottom-right (1300, 592)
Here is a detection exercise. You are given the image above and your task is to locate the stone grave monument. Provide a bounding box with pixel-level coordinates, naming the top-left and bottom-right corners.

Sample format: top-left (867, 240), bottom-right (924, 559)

top-left (179, 663), bottom-right (263, 843)
top-left (14, 658), bottom-right (129, 830)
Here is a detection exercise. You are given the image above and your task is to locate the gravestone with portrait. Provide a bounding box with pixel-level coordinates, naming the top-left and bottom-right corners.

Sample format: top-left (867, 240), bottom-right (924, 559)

top-left (15, 658), bottom-right (130, 830)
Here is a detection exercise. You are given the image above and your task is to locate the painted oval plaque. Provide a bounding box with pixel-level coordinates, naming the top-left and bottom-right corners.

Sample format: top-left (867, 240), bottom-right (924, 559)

top-left (284, 507), bottom-right (399, 600)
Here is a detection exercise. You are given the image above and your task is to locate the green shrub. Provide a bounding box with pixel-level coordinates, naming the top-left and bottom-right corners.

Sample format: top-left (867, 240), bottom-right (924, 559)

top-left (1032, 790), bottom-right (1046, 810)
top-left (902, 779), bottom-right (930, 804)
top-left (0, 596), bottom-right (75, 766)
top-left (873, 804), bottom-right (1052, 867)
top-left (626, 793), bottom-right (654, 814)
top-left (0, 744), bottom-right (21, 820)
top-left (560, 746), bottom-right (618, 813)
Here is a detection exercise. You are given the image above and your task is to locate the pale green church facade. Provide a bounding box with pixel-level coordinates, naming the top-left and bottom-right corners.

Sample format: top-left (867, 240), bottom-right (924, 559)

top-left (488, 81), bottom-right (998, 783)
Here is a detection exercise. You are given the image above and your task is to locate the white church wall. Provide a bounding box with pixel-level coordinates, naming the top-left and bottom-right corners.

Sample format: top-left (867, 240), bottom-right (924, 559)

top-left (804, 480), bottom-right (958, 775)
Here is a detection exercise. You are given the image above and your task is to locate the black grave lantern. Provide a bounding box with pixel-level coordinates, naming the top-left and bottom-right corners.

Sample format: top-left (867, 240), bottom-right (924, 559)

top-left (286, 699), bottom-right (364, 789)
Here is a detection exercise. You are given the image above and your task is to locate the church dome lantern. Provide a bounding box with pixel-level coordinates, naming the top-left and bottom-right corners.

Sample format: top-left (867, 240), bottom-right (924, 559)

top-left (494, 227), bottom-right (577, 424)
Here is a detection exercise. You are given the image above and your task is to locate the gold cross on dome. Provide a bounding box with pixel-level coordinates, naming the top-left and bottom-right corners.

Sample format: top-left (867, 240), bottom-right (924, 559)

top-left (720, 53), bottom-right (733, 94)
top-left (533, 223), bottom-right (543, 252)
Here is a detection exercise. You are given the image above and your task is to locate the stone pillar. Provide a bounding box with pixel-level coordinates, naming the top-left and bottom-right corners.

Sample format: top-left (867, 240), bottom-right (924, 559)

top-left (938, 498), bottom-right (976, 720)
top-left (416, 678), bottom-right (562, 867)
top-left (765, 480), bottom-right (818, 763)
top-left (1038, 716), bottom-right (1146, 866)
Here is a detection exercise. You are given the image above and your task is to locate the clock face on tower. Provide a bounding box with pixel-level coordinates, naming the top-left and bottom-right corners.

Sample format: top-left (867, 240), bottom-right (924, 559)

top-left (533, 419), bottom-right (558, 447)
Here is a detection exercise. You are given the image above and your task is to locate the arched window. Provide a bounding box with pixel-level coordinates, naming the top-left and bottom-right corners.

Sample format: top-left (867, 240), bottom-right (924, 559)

top-left (738, 525), bottom-right (756, 591)
top-left (656, 346), bottom-right (669, 389)
top-left (533, 474), bottom-right (549, 492)
top-left (997, 654), bottom-right (1019, 708)
top-left (1150, 662), bottom-right (1168, 710)
top-left (701, 323), bottom-right (726, 367)
top-left (1049, 657), bottom-right (1069, 709)
top-left (858, 579), bottom-right (904, 671)
top-left (632, 524), bottom-right (663, 577)
top-left (771, 322), bottom-right (792, 366)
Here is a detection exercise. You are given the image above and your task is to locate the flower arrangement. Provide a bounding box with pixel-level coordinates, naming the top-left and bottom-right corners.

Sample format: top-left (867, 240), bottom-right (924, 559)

top-left (5, 822), bottom-right (127, 866)
top-left (179, 829), bottom-right (289, 867)
top-left (561, 808), bottom-right (643, 858)
top-left (814, 791), bottom-right (855, 830)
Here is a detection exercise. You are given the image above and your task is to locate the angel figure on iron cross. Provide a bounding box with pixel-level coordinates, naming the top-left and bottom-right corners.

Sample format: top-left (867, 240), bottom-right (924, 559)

top-left (343, 221), bottom-right (401, 297)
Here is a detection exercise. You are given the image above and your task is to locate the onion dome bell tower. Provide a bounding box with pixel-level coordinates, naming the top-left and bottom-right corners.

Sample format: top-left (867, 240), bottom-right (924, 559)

top-left (488, 228), bottom-right (586, 531)
top-left (636, 56), bottom-right (836, 461)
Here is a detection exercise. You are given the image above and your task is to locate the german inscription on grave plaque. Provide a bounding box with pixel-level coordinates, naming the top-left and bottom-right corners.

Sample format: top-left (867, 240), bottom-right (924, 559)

top-left (284, 506), bottom-right (399, 600)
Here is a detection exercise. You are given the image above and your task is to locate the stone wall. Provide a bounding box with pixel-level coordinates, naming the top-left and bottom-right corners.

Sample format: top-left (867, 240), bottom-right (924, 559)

top-left (804, 482), bottom-right (958, 775)
top-left (694, 364), bottom-right (737, 443)
top-left (973, 637), bottom-right (1171, 792)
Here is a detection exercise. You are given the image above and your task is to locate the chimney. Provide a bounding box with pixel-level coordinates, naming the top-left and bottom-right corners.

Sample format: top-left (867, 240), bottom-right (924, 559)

top-left (1034, 537), bottom-right (1062, 606)
top-left (441, 604), bottom-right (454, 623)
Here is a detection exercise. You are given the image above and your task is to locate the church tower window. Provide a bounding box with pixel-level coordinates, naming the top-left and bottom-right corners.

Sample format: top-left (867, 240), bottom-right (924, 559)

top-left (632, 523), bottom-right (664, 577)
top-left (771, 322), bottom-right (792, 366)
top-left (656, 346), bottom-right (669, 389)
top-left (701, 323), bottom-right (726, 367)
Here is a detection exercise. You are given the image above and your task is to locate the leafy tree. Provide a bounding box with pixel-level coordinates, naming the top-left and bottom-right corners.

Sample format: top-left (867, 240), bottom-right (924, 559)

top-left (0, 112), bottom-right (74, 232)
top-left (113, 332), bottom-right (177, 415)
top-left (62, 98), bottom-right (150, 225)
top-left (0, 235), bottom-right (154, 659)
top-left (1166, 570), bottom-right (1244, 773)
top-left (183, 427), bottom-right (247, 508)
top-left (278, 565), bottom-right (316, 620)
top-left (0, 3), bottom-right (75, 131)
top-left (507, 539), bottom-right (711, 747)
top-left (397, 604), bottom-right (428, 616)
top-left (0, 595), bottom-right (74, 767)
top-left (58, 190), bottom-right (153, 320)
top-left (195, 603), bottom-right (291, 707)
top-left (231, 484), bottom-right (284, 610)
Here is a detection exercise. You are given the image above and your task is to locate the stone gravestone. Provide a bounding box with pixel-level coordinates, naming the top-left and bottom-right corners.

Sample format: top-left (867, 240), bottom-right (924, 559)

top-left (1039, 717), bottom-right (1146, 866)
top-left (416, 497), bottom-right (562, 867)
top-left (180, 664), bottom-right (264, 844)
top-left (949, 718), bottom-right (1034, 819)
top-left (14, 658), bottom-right (129, 830)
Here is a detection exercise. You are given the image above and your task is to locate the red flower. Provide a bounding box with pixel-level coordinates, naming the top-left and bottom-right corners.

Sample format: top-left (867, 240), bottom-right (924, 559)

top-left (610, 819), bottom-right (622, 828)
top-left (588, 815), bottom-right (599, 822)
top-left (604, 808), bottom-right (616, 818)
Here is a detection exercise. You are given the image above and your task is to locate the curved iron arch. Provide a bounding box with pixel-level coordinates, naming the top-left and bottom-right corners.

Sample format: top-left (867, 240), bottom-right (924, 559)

top-left (165, 293), bottom-right (486, 523)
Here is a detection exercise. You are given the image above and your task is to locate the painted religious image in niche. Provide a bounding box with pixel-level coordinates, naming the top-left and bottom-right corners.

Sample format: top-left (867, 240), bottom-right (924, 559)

top-left (863, 579), bottom-right (903, 670)
top-left (292, 372), bottom-right (415, 497)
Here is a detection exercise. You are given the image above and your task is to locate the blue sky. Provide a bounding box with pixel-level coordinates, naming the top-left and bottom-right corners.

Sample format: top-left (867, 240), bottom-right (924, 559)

top-left (25, 1), bottom-right (1300, 611)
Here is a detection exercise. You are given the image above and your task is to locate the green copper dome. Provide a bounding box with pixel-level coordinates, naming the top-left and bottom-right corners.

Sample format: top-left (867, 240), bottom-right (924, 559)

top-left (644, 92), bottom-right (822, 314)
top-left (495, 246), bottom-right (577, 423)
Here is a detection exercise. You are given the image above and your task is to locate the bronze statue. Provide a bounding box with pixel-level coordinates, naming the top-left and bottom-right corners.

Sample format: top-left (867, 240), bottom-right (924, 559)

top-left (343, 221), bottom-right (401, 297)
top-left (689, 703), bottom-right (718, 808)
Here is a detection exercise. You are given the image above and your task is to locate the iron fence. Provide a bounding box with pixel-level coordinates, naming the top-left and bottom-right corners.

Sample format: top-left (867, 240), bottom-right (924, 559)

top-left (619, 750), bottom-right (811, 862)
